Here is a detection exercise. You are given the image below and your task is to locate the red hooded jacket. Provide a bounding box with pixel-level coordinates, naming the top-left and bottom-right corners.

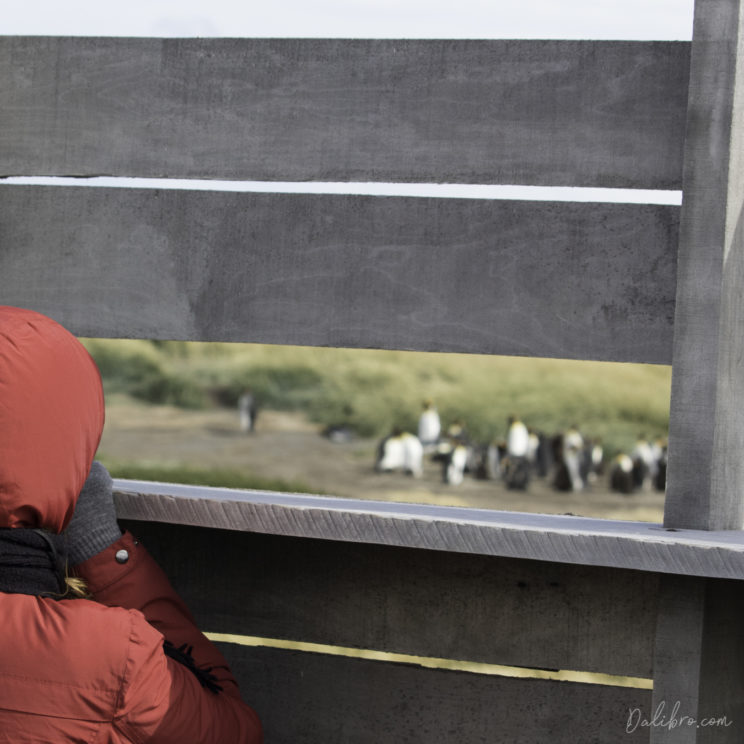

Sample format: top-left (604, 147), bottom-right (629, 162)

top-left (0, 307), bottom-right (262, 743)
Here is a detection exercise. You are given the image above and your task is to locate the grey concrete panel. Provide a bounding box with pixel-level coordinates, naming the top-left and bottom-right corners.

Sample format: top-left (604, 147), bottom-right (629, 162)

top-left (113, 481), bottom-right (744, 581)
top-left (0, 185), bottom-right (679, 363)
top-left (696, 579), bottom-right (744, 742)
top-left (0, 37), bottom-right (689, 188)
top-left (651, 576), bottom-right (708, 744)
top-left (665, 0), bottom-right (744, 530)
top-left (119, 522), bottom-right (657, 678)
top-left (216, 644), bottom-right (651, 744)
top-left (650, 576), bottom-right (744, 743)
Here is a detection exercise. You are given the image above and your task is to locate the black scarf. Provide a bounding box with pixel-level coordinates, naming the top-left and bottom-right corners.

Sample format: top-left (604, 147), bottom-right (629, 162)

top-left (0, 528), bottom-right (66, 597)
top-left (0, 527), bottom-right (222, 693)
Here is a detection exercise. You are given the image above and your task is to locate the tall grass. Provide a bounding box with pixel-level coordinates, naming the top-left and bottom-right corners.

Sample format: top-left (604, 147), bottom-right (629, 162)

top-left (83, 339), bottom-right (671, 457)
top-left (87, 339), bottom-right (206, 408)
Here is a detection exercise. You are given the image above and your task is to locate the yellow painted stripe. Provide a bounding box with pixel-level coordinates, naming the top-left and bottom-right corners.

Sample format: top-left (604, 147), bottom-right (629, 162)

top-left (204, 631), bottom-right (653, 690)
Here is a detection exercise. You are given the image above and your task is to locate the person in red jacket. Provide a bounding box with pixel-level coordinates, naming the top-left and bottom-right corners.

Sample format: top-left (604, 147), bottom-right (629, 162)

top-left (0, 305), bottom-right (262, 743)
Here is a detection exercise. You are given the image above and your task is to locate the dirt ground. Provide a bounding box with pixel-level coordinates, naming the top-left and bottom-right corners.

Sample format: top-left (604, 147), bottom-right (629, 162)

top-left (99, 396), bottom-right (665, 523)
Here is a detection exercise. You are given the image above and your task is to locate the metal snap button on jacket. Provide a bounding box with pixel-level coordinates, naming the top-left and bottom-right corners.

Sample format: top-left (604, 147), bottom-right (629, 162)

top-left (115, 549), bottom-right (129, 564)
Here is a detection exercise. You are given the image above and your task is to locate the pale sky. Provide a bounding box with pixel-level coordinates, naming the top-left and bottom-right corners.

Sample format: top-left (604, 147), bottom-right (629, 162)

top-left (3, 0), bottom-right (694, 40)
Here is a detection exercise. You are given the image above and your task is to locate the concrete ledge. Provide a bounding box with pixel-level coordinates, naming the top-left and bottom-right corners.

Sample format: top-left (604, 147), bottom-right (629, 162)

top-left (114, 479), bottom-right (744, 580)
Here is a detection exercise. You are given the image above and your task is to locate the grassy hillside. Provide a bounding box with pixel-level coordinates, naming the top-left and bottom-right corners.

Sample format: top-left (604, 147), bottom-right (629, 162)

top-left (83, 339), bottom-right (671, 458)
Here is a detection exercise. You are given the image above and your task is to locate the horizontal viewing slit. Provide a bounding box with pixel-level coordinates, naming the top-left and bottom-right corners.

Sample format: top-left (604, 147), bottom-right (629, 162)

top-left (0, 176), bottom-right (683, 204)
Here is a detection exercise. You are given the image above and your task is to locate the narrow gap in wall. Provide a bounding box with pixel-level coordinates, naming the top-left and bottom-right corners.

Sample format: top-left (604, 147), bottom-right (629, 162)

top-left (204, 632), bottom-right (653, 690)
top-left (0, 176), bottom-right (683, 205)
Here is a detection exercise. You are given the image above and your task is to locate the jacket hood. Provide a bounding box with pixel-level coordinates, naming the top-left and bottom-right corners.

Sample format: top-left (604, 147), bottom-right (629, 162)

top-left (0, 307), bottom-right (104, 532)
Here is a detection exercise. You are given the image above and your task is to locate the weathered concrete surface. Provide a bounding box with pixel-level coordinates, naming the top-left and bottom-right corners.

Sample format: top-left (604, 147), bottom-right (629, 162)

top-left (0, 185), bottom-right (679, 363)
top-left (0, 37), bottom-right (689, 188)
top-left (665, 0), bottom-right (744, 530)
top-left (121, 521), bottom-right (658, 678)
top-left (651, 576), bottom-right (744, 743)
top-left (219, 645), bottom-right (651, 744)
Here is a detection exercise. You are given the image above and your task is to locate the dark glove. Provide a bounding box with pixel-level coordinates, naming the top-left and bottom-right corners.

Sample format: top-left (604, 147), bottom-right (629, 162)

top-left (64, 461), bottom-right (122, 566)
